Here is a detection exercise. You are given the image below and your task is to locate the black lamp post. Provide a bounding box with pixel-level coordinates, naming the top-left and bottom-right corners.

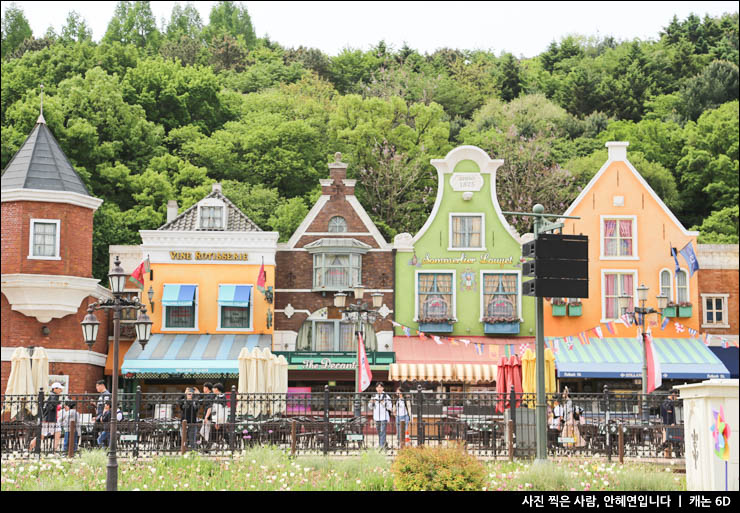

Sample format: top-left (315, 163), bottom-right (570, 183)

top-left (619, 284), bottom-right (668, 423)
top-left (81, 256), bottom-right (152, 491)
top-left (334, 287), bottom-right (384, 415)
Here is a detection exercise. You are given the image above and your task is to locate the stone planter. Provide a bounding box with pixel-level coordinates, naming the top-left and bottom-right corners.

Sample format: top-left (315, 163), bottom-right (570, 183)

top-left (568, 304), bottom-right (582, 317)
top-left (678, 305), bottom-right (692, 318)
top-left (551, 304), bottom-right (567, 317)
top-left (484, 322), bottom-right (520, 335)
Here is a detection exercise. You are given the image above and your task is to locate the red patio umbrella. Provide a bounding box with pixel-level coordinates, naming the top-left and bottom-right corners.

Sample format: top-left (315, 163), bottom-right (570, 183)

top-left (495, 356), bottom-right (508, 413)
top-left (508, 354), bottom-right (523, 407)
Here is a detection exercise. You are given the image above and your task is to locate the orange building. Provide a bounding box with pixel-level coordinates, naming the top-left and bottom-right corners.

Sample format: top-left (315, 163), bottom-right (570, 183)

top-left (113, 183), bottom-right (278, 393)
top-left (544, 142), bottom-right (730, 393)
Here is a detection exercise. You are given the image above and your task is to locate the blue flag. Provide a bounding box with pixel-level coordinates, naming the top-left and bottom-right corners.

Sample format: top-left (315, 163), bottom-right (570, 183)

top-left (661, 317), bottom-right (670, 330)
top-left (679, 242), bottom-right (700, 277)
top-left (671, 246), bottom-right (681, 273)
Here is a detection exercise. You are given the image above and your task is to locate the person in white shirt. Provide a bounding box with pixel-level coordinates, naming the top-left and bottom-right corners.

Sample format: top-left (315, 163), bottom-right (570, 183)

top-left (368, 382), bottom-right (393, 449)
top-left (60, 401), bottom-right (82, 453)
top-left (394, 386), bottom-right (411, 441)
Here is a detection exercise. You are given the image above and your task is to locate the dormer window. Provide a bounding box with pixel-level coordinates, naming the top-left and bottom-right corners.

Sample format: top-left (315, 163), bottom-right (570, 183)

top-left (197, 198), bottom-right (227, 230)
top-left (328, 216), bottom-right (347, 233)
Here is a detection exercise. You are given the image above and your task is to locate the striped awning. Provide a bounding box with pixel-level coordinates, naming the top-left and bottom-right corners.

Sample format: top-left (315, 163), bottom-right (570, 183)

top-left (218, 285), bottom-right (252, 307)
top-left (389, 363), bottom-right (496, 383)
top-left (121, 334), bottom-right (272, 374)
top-left (161, 284), bottom-right (196, 306)
top-left (550, 337), bottom-right (731, 379)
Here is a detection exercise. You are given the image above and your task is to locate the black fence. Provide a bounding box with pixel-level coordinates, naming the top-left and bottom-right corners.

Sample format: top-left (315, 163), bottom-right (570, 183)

top-left (1, 386), bottom-right (684, 460)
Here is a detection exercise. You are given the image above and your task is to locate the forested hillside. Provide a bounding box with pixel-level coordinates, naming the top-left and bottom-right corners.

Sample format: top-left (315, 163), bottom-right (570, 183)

top-left (2, 2), bottom-right (738, 281)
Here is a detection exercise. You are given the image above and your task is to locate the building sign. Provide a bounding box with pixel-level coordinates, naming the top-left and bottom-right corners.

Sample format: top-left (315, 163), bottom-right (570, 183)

top-left (169, 251), bottom-right (249, 261)
top-left (301, 358), bottom-right (357, 371)
top-left (279, 351), bottom-right (395, 369)
top-left (450, 173), bottom-right (484, 192)
top-left (421, 253), bottom-right (514, 265)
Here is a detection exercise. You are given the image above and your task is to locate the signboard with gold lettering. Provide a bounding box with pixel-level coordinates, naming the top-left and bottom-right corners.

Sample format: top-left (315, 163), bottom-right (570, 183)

top-left (169, 251), bottom-right (249, 261)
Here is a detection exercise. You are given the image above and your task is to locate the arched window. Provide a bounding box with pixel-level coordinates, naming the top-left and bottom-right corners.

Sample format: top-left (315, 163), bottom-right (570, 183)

top-left (328, 216), bottom-right (347, 233)
top-left (660, 270), bottom-right (672, 301)
top-left (676, 270), bottom-right (689, 303)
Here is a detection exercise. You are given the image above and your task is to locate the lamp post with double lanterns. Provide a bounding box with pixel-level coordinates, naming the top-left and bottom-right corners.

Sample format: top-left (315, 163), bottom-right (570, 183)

top-left (334, 286), bottom-right (384, 415)
top-left (81, 256), bottom-right (152, 492)
top-left (619, 284), bottom-right (668, 423)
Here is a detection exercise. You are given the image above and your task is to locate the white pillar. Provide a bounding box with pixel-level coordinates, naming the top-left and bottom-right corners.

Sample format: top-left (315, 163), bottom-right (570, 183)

top-left (676, 379), bottom-right (739, 491)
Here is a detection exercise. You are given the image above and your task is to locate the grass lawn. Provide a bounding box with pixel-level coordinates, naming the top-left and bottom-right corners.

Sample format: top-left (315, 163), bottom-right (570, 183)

top-left (0, 448), bottom-right (686, 491)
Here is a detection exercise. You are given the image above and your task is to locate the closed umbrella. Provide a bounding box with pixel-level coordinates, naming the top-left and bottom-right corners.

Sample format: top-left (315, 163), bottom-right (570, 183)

top-left (276, 355), bottom-right (289, 414)
top-left (3, 347), bottom-right (35, 419)
top-left (31, 346), bottom-right (49, 395)
top-left (253, 348), bottom-right (269, 417)
top-left (263, 348), bottom-right (275, 415)
top-left (495, 356), bottom-right (508, 413)
top-left (544, 348), bottom-right (557, 395)
top-left (237, 347), bottom-right (250, 416)
top-left (246, 347), bottom-right (258, 417)
top-left (508, 354), bottom-right (523, 408)
top-left (521, 349), bottom-right (536, 408)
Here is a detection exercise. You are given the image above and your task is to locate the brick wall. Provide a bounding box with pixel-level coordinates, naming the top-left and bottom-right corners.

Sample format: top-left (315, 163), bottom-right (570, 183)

top-left (1, 200), bottom-right (94, 277)
top-left (698, 268), bottom-right (739, 335)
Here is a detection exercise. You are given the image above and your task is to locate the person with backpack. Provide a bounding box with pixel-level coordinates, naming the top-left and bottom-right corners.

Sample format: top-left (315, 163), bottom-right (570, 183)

top-left (393, 386), bottom-right (411, 443)
top-left (368, 382), bottom-right (393, 450)
top-left (29, 382), bottom-right (63, 452)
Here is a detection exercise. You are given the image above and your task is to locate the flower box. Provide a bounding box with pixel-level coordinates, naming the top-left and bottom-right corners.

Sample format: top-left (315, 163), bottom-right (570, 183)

top-left (678, 305), bottom-right (692, 318)
top-left (552, 304), bottom-right (567, 317)
top-left (484, 322), bottom-right (520, 335)
top-left (662, 306), bottom-right (677, 318)
top-left (568, 304), bottom-right (582, 317)
top-left (418, 322), bottom-right (454, 333)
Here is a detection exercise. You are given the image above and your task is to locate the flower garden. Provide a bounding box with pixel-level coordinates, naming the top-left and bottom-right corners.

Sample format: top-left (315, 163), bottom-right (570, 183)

top-left (1, 447), bottom-right (686, 491)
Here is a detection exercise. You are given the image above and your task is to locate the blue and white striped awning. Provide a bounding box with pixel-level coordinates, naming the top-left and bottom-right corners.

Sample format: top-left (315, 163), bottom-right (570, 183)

top-left (161, 284), bottom-right (196, 307)
top-left (121, 334), bottom-right (271, 374)
top-left (218, 285), bottom-right (252, 307)
top-left (549, 337), bottom-right (731, 379)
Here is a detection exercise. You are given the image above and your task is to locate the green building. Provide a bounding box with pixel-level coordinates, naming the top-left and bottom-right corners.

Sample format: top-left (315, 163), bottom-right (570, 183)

top-left (391, 146), bottom-right (535, 389)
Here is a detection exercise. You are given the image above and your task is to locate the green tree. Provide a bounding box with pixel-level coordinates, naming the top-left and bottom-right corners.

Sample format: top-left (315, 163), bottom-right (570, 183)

top-left (679, 60), bottom-right (739, 121)
top-left (60, 11), bottom-right (93, 44)
top-left (693, 205), bottom-right (739, 244)
top-left (165, 2), bottom-right (203, 41)
top-left (1, 3), bottom-right (32, 59)
top-left (103, 1), bottom-right (161, 52)
top-left (497, 53), bottom-right (523, 102)
top-left (204, 1), bottom-right (256, 49)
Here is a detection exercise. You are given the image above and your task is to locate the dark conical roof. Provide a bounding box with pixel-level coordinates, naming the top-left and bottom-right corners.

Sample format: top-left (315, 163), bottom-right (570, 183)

top-left (1, 120), bottom-right (91, 196)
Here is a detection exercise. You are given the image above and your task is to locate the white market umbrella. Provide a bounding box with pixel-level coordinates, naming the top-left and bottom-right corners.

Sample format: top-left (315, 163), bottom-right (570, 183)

top-left (252, 347), bottom-right (268, 417)
top-left (246, 347), bottom-right (258, 417)
top-left (3, 348), bottom-right (34, 419)
top-left (237, 347), bottom-right (250, 416)
top-left (276, 355), bottom-right (289, 414)
top-left (31, 347), bottom-right (50, 396)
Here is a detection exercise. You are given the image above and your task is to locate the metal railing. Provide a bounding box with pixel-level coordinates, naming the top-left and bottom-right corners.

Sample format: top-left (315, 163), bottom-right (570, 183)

top-left (1, 386), bottom-right (684, 460)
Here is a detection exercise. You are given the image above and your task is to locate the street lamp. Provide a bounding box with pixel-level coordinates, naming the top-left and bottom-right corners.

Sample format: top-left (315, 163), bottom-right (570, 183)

top-left (619, 284), bottom-right (668, 422)
top-left (335, 287), bottom-right (384, 414)
top-left (81, 256), bottom-right (152, 491)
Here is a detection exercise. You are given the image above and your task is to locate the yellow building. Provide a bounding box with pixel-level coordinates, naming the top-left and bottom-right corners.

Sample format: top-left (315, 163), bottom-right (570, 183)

top-left (117, 183), bottom-right (278, 392)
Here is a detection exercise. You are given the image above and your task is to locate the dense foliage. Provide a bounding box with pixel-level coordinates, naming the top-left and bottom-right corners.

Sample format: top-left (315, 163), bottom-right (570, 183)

top-left (391, 444), bottom-right (487, 491)
top-left (2, 2), bottom-right (738, 281)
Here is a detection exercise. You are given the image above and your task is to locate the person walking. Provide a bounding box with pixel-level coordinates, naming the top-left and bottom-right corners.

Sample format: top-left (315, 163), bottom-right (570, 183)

top-left (394, 386), bottom-right (411, 443)
top-left (29, 382), bottom-right (63, 452)
top-left (660, 390), bottom-right (678, 425)
top-left (180, 387), bottom-right (199, 449)
top-left (96, 401), bottom-right (112, 448)
top-left (199, 383), bottom-right (214, 449)
top-left (61, 401), bottom-right (82, 453)
top-left (368, 382), bottom-right (393, 450)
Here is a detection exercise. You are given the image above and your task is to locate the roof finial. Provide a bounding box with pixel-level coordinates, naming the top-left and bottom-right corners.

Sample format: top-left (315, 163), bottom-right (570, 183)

top-left (37, 84), bottom-right (46, 124)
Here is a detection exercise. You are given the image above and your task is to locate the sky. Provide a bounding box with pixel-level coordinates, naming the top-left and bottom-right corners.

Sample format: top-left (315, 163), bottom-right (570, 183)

top-left (2, 1), bottom-right (738, 58)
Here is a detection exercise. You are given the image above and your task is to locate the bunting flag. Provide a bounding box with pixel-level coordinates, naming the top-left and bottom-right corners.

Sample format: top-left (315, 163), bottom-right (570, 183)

top-left (605, 321), bottom-right (616, 335)
top-left (432, 335), bottom-right (443, 345)
top-left (679, 242), bottom-right (700, 277)
top-left (419, 331), bottom-right (427, 341)
top-left (661, 317), bottom-right (670, 330)
top-left (674, 322), bottom-right (685, 333)
top-left (578, 332), bottom-right (589, 345)
top-left (645, 331), bottom-right (662, 393)
top-left (688, 327), bottom-right (698, 337)
top-left (721, 338), bottom-right (730, 349)
top-left (593, 326), bottom-right (604, 339)
top-left (390, 320), bottom-right (402, 327)
top-left (474, 343), bottom-right (484, 356)
top-left (620, 313), bottom-right (633, 327)
top-left (649, 319), bottom-right (659, 328)
top-left (459, 339), bottom-right (471, 346)
top-left (489, 345), bottom-right (497, 358)
top-left (402, 326), bottom-right (411, 337)
top-left (566, 339), bottom-right (574, 351)
top-left (127, 257), bottom-right (151, 289)
top-left (702, 333), bottom-right (711, 346)
top-left (553, 339), bottom-right (560, 353)
top-left (451, 339), bottom-right (459, 346)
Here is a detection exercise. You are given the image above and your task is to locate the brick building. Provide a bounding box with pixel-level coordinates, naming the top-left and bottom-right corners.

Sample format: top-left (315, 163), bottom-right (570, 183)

top-left (697, 244), bottom-right (739, 378)
top-left (1, 113), bottom-right (111, 396)
top-left (274, 153), bottom-right (395, 390)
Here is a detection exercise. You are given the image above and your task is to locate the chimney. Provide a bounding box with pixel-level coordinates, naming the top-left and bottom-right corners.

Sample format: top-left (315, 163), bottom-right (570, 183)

top-left (212, 182), bottom-right (222, 193)
top-left (167, 200), bottom-right (178, 223)
top-left (322, 152), bottom-right (353, 196)
top-left (606, 141), bottom-right (629, 162)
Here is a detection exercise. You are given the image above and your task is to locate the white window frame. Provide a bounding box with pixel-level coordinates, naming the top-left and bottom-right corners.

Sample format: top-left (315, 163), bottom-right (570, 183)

top-left (414, 269), bottom-right (456, 322)
top-left (600, 269), bottom-right (638, 323)
top-left (216, 284), bottom-right (254, 332)
top-left (600, 215), bottom-right (638, 261)
top-left (161, 284), bottom-right (199, 332)
top-left (675, 268), bottom-right (690, 304)
top-left (28, 218), bottom-right (61, 260)
top-left (479, 270), bottom-right (522, 322)
top-left (658, 268), bottom-right (674, 302)
top-left (327, 216), bottom-right (348, 233)
top-left (448, 213), bottom-right (485, 251)
top-left (197, 198), bottom-right (227, 230)
top-left (701, 294), bottom-right (730, 329)
top-left (311, 252), bottom-right (362, 291)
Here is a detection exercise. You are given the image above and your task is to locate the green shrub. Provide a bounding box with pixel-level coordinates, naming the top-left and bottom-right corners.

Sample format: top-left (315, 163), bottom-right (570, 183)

top-left (391, 444), bottom-right (486, 491)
